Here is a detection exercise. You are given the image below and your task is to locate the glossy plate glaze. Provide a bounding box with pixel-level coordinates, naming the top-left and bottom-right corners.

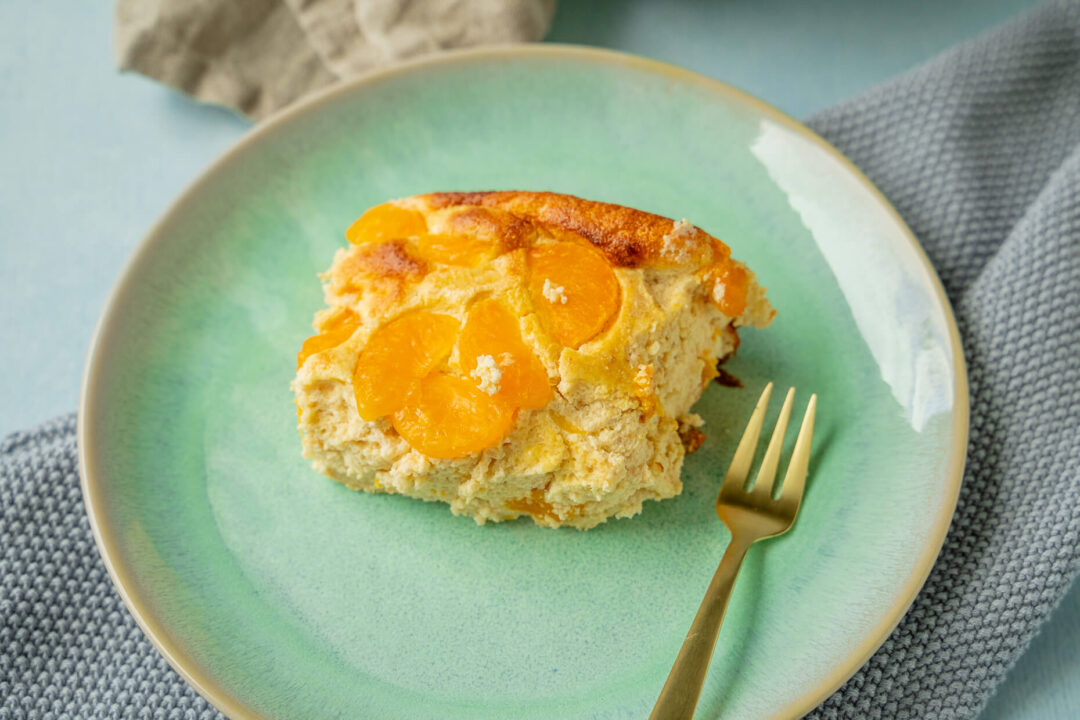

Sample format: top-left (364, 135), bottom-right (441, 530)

top-left (79, 46), bottom-right (967, 720)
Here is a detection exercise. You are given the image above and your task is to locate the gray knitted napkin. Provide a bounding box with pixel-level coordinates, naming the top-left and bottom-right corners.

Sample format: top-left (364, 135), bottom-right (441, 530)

top-left (4, 3), bottom-right (1080, 718)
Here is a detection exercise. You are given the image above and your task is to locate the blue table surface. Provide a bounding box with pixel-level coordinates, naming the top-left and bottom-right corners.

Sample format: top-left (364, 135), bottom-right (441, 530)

top-left (1, 1), bottom-right (1076, 717)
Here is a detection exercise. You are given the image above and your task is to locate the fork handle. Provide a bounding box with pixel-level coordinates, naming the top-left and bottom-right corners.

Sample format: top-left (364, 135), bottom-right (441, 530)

top-left (649, 534), bottom-right (753, 720)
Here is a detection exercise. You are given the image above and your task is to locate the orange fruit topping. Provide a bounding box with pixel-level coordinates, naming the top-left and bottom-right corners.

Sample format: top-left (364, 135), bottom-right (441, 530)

top-left (352, 312), bottom-right (459, 421)
top-left (505, 487), bottom-right (584, 522)
top-left (711, 237), bottom-right (732, 261)
top-left (528, 242), bottom-right (621, 348)
top-left (345, 204), bottom-right (427, 244)
top-left (297, 309), bottom-right (362, 369)
top-left (708, 259), bottom-right (749, 318)
top-left (414, 233), bottom-right (502, 267)
top-left (505, 487), bottom-right (559, 521)
top-left (458, 298), bottom-right (551, 409)
top-left (391, 373), bottom-right (515, 459)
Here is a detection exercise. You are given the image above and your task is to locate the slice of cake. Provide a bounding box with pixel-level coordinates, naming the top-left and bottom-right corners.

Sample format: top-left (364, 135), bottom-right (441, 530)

top-left (292, 191), bottom-right (774, 529)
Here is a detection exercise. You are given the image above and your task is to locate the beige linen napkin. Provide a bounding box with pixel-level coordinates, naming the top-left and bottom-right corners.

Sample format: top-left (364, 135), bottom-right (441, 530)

top-left (114, 0), bottom-right (557, 120)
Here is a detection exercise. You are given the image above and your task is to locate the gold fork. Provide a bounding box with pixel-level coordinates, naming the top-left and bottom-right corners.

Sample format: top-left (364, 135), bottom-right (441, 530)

top-left (650, 382), bottom-right (817, 720)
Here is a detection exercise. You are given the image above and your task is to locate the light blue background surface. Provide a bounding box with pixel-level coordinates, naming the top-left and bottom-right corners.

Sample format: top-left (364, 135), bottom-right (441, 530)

top-left (0, 1), bottom-right (1075, 717)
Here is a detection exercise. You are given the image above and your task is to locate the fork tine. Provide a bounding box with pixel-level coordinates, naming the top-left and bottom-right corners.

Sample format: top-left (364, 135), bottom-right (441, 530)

top-left (722, 382), bottom-right (773, 492)
top-left (778, 394), bottom-right (817, 509)
top-left (752, 387), bottom-right (795, 497)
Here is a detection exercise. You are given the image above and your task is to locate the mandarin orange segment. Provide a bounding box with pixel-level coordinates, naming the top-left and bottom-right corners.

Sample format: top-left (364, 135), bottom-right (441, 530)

top-left (528, 242), bottom-right (621, 348)
top-left (709, 259), bottom-right (749, 317)
top-left (352, 312), bottom-right (459, 421)
top-left (458, 298), bottom-right (551, 409)
top-left (711, 237), bottom-right (732, 261)
top-left (391, 373), bottom-right (516, 459)
top-left (505, 487), bottom-right (558, 521)
top-left (297, 309), bottom-right (362, 369)
top-left (345, 204), bottom-right (427, 244)
top-left (505, 487), bottom-right (584, 522)
top-left (414, 233), bottom-right (501, 267)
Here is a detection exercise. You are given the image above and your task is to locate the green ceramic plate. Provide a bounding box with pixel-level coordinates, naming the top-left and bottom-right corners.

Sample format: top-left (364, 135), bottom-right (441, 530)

top-left (79, 46), bottom-right (967, 719)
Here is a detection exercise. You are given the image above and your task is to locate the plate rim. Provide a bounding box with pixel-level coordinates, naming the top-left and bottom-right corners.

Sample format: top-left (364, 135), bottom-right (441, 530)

top-left (78, 43), bottom-right (969, 720)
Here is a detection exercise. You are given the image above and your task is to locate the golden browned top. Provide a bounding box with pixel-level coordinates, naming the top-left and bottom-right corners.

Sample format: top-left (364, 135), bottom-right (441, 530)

top-left (418, 191), bottom-right (728, 268)
top-left (437, 204), bottom-right (536, 251)
top-left (326, 190), bottom-right (763, 329)
top-left (344, 240), bottom-right (428, 279)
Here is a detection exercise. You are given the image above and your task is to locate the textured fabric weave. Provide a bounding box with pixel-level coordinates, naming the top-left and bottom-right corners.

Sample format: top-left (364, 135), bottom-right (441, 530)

top-left (803, 2), bottom-right (1080, 717)
top-left (113, 0), bottom-right (556, 120)
top-left (4, 3), bottom-right (1079, 718)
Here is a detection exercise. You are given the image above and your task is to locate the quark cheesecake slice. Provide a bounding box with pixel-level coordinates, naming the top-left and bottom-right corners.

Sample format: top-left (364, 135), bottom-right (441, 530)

top-left (292, 191), bottom-right (774, 529)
